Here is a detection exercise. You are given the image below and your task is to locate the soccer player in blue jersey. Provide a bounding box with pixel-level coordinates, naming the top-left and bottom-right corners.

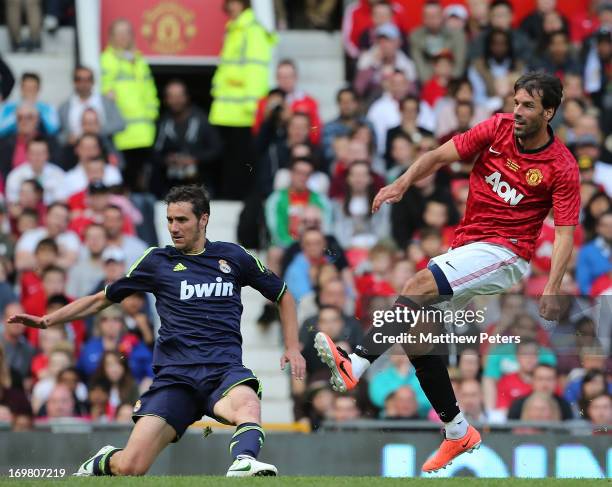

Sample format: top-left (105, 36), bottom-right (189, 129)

top-left (8, 185), bottom-right (305, 477)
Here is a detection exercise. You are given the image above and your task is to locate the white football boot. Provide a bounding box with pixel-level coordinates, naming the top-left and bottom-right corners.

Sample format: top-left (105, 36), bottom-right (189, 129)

top-left (73, 445), bottom-right (117, 476)
top-left (226, 455), bottom-right (278, 477)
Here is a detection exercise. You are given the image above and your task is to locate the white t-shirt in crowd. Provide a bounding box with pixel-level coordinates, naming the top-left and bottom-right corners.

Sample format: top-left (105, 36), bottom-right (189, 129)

top-left (5, 162), bottom-right (67, 204)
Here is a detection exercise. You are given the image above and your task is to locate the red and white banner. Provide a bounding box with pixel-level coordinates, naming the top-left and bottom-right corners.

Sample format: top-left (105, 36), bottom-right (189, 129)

top-left (100, 0), bottom-right (227, 64)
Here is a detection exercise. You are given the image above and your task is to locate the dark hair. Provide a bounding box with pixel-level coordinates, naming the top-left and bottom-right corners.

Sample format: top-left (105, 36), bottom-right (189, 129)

top-left (456, 100), bottom-right (475, 115)
top-left (514, 71), bottom-right (564, 117)
top-left (42, 265), bottom-right (66, 278)
top-left (89, 378), bottom-right (112, 394)
top-left (491, 0), bottom-right (513, 11)
top-left (20, 208), bottom-right (40, 222)
top-left (165, 78), bottom-right (189, 96)
top-left (74, 65), bottom-right (94, 80)
top-left (165, 184), bottom-right (210, 220)
top-left (21, 178), bottom-right (43, 195)
top-left (47, 293), bottom-right (70, 308)
top-left (419, 226), bottom-right (442, 241)
top-left (400, 94), bottom-right (420, 111)
top-left (26, 135), bottom-right (49, 150)
top-left (35, 237), bottom-right (59, 254)
top-left (534, 363), bottom-right (557, 375)
top-left (336, 86), bottom-right (357, 103)
top-left (21, 72), bottom-right (40, 85)
top-left (91, 351), bottom-right (136, 403)
top-left (343, 160), bottom-right (376, 216)
top-left (516, 337), bottom-right (538, 351)
top-left (484, 28), bottom-right (515, 66)
top-left (290, 157), bottom-right (315, 170)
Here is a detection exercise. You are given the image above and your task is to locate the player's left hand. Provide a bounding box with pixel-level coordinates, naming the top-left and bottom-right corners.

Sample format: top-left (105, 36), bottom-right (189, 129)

top-left (281, 347), bottom-right (305, 380)
top-left (538, 294), bottom-right (560, 321)
top-left (372, 180), bottom-right (406, 213)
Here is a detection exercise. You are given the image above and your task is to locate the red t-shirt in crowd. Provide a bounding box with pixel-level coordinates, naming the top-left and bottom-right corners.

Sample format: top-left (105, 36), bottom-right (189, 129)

top-left (451, 113), bottom-right (580, 261)
top-left (496, 372), bottom-right (533, 409)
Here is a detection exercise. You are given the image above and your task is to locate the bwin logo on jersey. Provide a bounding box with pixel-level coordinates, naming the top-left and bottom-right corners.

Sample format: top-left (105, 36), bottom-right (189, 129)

top-left (485, 171), bottom-right (525, 206)
top-left (180, 277), bottom-right (234, 300)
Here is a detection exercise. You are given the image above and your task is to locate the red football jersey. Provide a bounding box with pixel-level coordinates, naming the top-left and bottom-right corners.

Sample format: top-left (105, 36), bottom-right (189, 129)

top-left (451, 113), bottom-right (580, 261)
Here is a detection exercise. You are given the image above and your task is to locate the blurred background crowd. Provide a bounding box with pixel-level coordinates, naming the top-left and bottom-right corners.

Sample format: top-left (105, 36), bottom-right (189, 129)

top-left (0, 0), bottom-right (610, 434)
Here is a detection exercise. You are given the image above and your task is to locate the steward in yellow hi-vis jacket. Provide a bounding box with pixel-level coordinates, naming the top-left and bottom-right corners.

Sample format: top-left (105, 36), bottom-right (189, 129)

top-left (209, 1), bottom-right (276, 200)
top-left (101, 19), bottom-right (159, 191)
top-left (209, 5), bottom-right (275, 127)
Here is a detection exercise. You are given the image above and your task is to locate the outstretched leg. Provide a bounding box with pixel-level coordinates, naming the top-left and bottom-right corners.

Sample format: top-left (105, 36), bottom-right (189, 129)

top-left (213, 384), bottom-right (277, 477)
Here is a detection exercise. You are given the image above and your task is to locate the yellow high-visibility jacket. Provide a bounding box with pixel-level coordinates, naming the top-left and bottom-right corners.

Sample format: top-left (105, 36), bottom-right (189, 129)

top-left (101, 47), bottom-right (159, 150)
top-left (209, 8), bottom-right (276, 128)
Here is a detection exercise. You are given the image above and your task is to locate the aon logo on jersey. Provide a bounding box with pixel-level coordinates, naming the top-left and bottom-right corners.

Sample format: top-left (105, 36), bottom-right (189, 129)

top-left (180, 277), bottom-right (234, 300)
top-left (485, 171), bottom-right (525, 206)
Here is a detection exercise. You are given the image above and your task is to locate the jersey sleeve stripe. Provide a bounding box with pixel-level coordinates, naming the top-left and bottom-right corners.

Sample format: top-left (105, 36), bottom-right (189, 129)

top-left (275, 282), bottom-right (287, 303)
top-left (126, 246), bottom-right (157, 278)
top-left (239, 245), bottom-right (266, 273)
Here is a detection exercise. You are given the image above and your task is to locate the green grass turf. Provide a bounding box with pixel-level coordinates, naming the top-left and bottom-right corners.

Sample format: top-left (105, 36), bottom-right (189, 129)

top-left (1, 477), bottom-right (608, 486)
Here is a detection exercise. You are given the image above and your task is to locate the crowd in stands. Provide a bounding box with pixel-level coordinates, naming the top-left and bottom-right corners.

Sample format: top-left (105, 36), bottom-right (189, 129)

top-left (0, 0), bottom-right (610, 434)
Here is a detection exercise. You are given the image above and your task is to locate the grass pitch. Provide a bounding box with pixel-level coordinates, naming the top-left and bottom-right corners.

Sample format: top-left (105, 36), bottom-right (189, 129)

top-left (1, 477), bottom-right (607, 486)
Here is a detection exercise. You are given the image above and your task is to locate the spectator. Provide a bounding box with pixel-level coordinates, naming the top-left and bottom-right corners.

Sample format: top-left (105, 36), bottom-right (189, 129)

top-left (483, 315), bottom-right (557, 411)
top-left (209, 0), bottom-right (275, 199)
top-left (115, 402), bottom-right (135, 423)
top-left (469, 0), bottom-right (533, 64)
top-left (357, 1), bottom-right (404, 53)
top-left (570, 0), bottom-right (604, 46)
top-left (259, 113), bottom-right (314, 197)
top-left (516, 391), bottom-right (562, 432)
top-left (410, 1), bottom-right (467, 82)
top-left (468, 28), bottom-right (525, 107)
top-left (10, 181), bottom-right (45, 236)
top-left (119, 292), bottom-right (154, 347)
top-left (584, 393), bottom-right (612, 431)
top-left (520, 0), bottom-right (569, 48)
top-left (0, 302), bottom-right (35, 385)
top-left (91, 351), bottom-right (139, 415)
top-left (572, 369), bottom-right (612, 417)
top-left (57, 66), bottom-right (125, 149)
top-left (77, 305), bottom-right (152, 382)
top-left (153, 80), bottom-right (221, 197)
top-left (31, 344), bottom-right (73, 414)
top-left (4, 0), bottom-right (42, 51)
top-left (443, 4), bottom-right (469, 33)
top-left (384, 95), bottom-right (434, 164)
top-left (0, 73), bottom-right (59, 136)
top-left (581, 191), bottom-right (611, 241)
top-left (331, 160), bottom-right (391, 250)
top-left (386, 132), bottom-right (414, 181)
top-left (457, 379), bottom-right (489, 423)
top-left (285, 228), bottom-right (334, 302)
top-left (76, 108), bottom-right (125, 169)
top-left (322, 87), bottom-right (373, 166)
top-left (19, 237), bottom-right (57, 305)
top-left (368, 71), bottom-right (426, 157)
top-left (63, 134), bottom-right (122, 196)
top-left (101, 19), bottom-right (158, 192)
top-left (383, 385), bottom-right (420, 419)
top-left (576, 211), bottom-right (612, 295)
top-left (0, 102), bottom-right (60, 178)
top-left (40, 383), bottom-right (78, 420)
top-left (55, 367), bottom-right (88, 416)
top-left (508, 364), bottom-right (573, 420)
top-left (5, 136), bottom-right (66, 205)
top-left (331, 394), bottom-right (361, 422)
top-left (66, 224), bottom-right (106, 298)
top-left (420, 50), bottom-right (455, 109)
top-left (265, 158), bottom-right (331, 250)
top-left (0, 349), bottom-right (30, 428)
top-left (529, 30), bottom-right (581, 79)
top-left (28, 320), bottom-right (64, 382)
top-left (254, 59), bottom-right (322, 146)
top-left (0, 55), bottom-right (15, 101)
top-left (87, 379), bottom-right (112, 422)
top-left (368, 351), bottom-right (430, 417)
top-left (101, 205), bottom-right (147, 267)
top-left (466, 0), bottom-right (490, 41)
top-left (354, 22), bottom-right (417, 103)
top-left (556, 98), bottom-right (586, 146)
top-left (342, 0), bottom-right (411, 62)
top-left (15, 202), bottom-right (80, 271)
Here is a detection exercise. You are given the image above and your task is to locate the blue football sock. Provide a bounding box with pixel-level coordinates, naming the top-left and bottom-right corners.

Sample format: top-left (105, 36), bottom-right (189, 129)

top-left (229, 422), bottom-right (265, 459)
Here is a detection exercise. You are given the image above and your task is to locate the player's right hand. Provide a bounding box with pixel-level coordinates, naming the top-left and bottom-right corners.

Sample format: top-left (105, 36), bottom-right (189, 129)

top-left (372, 180), bottom-right (407, 213)
top-left (7, 314), bottom-right (49, 329)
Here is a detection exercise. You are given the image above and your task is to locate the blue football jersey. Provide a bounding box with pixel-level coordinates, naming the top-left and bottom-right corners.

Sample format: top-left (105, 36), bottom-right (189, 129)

top-left (104, 240), bottom-right (287, 366)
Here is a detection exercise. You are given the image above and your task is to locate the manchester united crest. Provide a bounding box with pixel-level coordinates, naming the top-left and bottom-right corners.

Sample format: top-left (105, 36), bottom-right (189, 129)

top-left (219, 259), bottom-right (231, 274)
top-left (525, 168), bottom-right (543, 186)
top-left (141, 2), bottom-right (197, 55)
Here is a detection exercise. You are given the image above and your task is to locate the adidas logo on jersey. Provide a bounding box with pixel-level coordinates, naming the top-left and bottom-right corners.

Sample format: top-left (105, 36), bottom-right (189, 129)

top-left (484, 171), bottom-right (525, 206)
top-left (180, 277), bottom-right (234, 300)
top-left (173, 263), bottom-right (187, 272)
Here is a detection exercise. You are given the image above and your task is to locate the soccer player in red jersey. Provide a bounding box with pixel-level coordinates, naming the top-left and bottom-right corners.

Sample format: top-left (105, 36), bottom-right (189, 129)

top-left (315, 72), bottom-right (579, 472)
